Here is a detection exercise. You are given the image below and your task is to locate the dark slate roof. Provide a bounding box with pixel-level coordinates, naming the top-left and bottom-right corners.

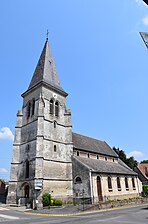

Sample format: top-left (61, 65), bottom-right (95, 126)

top-left (74, 156), bottom-right (137, 175)
top-left (134, 166), bottom-right (148, 184)
top-left (26, 39), bottom-right (67, 96)
top-left (72, 132), bottom-right (118, 158)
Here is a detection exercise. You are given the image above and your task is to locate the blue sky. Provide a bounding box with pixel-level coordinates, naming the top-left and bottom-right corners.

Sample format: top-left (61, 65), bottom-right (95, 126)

top-left (0, 0), bottom-right (148, 180)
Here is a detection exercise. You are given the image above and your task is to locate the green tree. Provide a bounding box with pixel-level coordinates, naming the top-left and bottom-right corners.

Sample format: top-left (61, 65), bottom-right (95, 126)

top-left (113, 147), bottom-right (137, 169)
top-left (143, 185), bottom-right (148, 196)
top-left (140, 160), bottom-right (148, 164)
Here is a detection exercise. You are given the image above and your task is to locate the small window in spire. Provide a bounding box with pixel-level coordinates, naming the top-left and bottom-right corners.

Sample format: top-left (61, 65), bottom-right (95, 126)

top-left (50, 99), bottom-right (54, 115)
top-left (55, 101), bottom-right (59, 117)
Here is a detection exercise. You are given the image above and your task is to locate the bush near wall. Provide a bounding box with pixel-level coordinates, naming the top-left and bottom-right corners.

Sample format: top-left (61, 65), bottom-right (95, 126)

top-left (42, 193), bottom-right (51, 206)
top-left (42, 193), bottom-right (63, 207)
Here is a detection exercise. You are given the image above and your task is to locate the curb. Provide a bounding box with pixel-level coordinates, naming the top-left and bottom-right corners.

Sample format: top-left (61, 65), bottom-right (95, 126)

top-left (24, 203), bottom-right (148, 217)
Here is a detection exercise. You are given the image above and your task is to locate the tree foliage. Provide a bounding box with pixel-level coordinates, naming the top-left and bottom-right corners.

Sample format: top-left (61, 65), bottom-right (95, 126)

top-left (0, 179), bottom-right (5, 184)
top-left (113, 147), bottom-right (137, 169)
top-left (140, 160), bottom-right (148, 164)
top-left (42, 193), bottom-right (51, 206)
top-left (143, 185), bottom-right (148, 196)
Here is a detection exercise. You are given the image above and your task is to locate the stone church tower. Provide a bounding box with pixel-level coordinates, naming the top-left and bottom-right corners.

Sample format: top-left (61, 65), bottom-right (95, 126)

top-left (7, 38), bottom-right (73, 206)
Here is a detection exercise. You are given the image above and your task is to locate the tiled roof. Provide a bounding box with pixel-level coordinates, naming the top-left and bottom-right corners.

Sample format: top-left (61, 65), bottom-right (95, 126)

top-left (72, 132), bottom-right (118, 157)
top-left (74, 156), bottom-right (137, 175)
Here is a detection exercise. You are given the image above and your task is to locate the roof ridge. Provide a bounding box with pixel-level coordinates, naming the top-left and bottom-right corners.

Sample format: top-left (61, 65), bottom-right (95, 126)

top-left (72, 132), bottom-right (104, 143)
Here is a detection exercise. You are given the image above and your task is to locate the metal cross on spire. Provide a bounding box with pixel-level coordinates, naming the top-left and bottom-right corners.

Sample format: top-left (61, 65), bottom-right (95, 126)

top-left (46, 29), bottom-right (49, 41)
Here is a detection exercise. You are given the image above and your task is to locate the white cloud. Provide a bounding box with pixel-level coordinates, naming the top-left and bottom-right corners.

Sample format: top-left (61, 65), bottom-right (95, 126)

top-left (0, 168), bottom-right (8, 174)
top-left (127, 150), bottom-right (144, 159)
top-left (142, 15), bottom-right (148, 25)
top-left (0, 127), bottom-right (14, 141)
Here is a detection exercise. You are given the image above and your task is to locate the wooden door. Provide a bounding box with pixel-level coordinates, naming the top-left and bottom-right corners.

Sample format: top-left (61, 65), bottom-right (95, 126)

top-left (97, 176), bottom-right (103, 201)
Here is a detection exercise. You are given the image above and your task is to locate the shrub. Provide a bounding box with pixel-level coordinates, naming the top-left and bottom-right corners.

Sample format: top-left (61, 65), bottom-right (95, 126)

top-left (53, 199), bottom-right (63, 206)
top-left (42, 193), bottom-right (51, 206)
top-left (143, 185), bottom-right (148, 196)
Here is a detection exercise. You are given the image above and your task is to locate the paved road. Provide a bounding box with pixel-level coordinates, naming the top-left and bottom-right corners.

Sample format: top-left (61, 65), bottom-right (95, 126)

top-left (0, 204), bottom-right (148, 224)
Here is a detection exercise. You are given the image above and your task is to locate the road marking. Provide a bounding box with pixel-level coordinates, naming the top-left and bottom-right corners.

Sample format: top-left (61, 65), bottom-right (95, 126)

top-left (0, 207), bottom-right (9, 211)
top-left (0, 214), bottom-right (19, 220)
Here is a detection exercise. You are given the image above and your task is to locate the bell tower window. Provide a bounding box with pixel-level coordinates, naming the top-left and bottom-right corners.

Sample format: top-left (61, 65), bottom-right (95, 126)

top-left (32, 98), bottom-right (35, 115)
top-left (50, 99), bottom-right (54, 115)
top-left (55, 101), bottom-right (59, 116)
top-left (27, 102), bottom-right (31, 118)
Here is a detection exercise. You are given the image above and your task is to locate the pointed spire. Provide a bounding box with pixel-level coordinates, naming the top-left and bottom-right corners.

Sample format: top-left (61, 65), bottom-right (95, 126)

top-left (27, 38), bottom-right (67, 96)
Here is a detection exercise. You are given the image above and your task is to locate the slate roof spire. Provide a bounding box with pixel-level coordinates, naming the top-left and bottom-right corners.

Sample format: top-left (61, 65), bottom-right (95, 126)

top-left (26, 38), bottom-right (67, 96)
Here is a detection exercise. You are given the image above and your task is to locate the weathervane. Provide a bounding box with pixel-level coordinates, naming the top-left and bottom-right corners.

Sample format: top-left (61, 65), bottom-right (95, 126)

top-left (46, 29), bottom-right (49, 40)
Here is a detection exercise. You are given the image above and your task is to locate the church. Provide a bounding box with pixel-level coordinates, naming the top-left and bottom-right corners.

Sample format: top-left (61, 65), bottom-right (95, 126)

top-left (7, 38), bottom-right (142, 207)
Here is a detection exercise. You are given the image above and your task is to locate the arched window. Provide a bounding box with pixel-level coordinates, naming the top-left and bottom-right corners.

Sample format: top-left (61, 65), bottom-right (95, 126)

top-left (25, 160), bottom-right (29, 178)
top-left (75, 176), bottom-right (82, 184)
top-left (108, 176), bottom-right (112, 191)
top-left (55, 101), bottom-right (59, 117)
top-left (117, 177), bottom-right (121, 191)
top-left (50, 99), bottom-right (54, 115)
top-left (32, 99), bottom-right (35, 116)
top-left (125, 177), bottom-right (129, 190)
top-left (27, 102), bottom-right (31, 118)
top-left (132, 177), bottom-right (136, 190)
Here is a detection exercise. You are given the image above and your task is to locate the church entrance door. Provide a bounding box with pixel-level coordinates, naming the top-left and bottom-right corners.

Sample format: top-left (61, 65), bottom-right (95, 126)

top-left (97, 176), bottom-right (103, 201)
top-left (24, 185), bottom-right (29, 198)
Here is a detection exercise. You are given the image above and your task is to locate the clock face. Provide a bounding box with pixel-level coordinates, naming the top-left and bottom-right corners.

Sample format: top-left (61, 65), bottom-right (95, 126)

top-left (53, 93), bottom-right (57, 99)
